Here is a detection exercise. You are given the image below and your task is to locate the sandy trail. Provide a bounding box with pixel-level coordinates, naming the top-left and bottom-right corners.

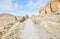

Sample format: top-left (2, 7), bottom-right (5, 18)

top-left (21, 19), bottom-right (40, 39)
top-left (21, 19), bottom-right (51, 39)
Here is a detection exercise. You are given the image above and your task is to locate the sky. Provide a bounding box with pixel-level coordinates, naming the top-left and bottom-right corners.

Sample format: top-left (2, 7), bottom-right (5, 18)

top-left (0, 0), bottom-right (50, 16)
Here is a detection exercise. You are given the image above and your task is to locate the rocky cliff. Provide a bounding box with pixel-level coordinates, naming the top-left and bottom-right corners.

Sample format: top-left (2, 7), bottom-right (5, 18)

top-left (39, 0), bottom-right (60, 17)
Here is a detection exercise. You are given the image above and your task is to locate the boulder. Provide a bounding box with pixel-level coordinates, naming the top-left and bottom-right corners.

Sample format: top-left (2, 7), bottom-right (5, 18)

top-left (51, 0), bottom-right (58, 12)
top-left (39, 7), bottom-right (46, 17)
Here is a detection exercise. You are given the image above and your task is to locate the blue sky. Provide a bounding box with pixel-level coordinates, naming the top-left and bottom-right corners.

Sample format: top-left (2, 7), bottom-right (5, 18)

top-left (0, 0), bottom-right (50, 16)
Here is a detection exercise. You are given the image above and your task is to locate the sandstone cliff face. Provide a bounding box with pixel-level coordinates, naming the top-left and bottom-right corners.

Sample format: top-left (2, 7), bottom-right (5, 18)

top-left (39, 0), bottom-right (60, 17)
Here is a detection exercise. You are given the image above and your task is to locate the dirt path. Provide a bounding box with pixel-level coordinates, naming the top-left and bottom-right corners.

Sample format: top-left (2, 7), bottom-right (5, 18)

top-left (21, 19), bottom-right (40, 39)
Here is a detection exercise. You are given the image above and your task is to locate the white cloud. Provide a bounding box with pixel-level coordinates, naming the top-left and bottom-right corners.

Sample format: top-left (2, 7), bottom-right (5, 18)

top-left (0, 0), bottom-right (13, 11)
top-left (0, 0), bottom-right (49, 16)
top-left (25, 0), bottom-right (41, 10)
top-left (0, 0), bottom-right (20, 11)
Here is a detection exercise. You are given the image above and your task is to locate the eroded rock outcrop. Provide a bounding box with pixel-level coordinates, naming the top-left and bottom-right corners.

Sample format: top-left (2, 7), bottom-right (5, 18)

top-left (0, 14), bottom-right (28, 39)
top-left (39, 0), bottom-right (60, 17)
top-left (15, 14), bottom-right (29, 22)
